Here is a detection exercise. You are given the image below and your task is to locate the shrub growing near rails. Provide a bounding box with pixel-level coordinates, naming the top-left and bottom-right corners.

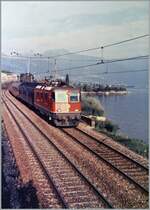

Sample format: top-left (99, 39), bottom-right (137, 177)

top-left (81, 96), bottom-right (104, 116)
top-left (96, 120), bottom-right (119, 135)
top-left (95, 128), bottom-right (149, 158)
top-left (104, 120), bottom-right (119, 134)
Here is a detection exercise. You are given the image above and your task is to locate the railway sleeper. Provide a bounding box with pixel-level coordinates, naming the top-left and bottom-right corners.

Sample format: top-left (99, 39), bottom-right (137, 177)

top-left (47, 166), bottom-right (71, 170)
top-left (112, 160), bottom-right (146, 167)
top-left (103, 156), bottom-right (124, 160)
top-left (118, 164), bottom-right (145, 169)
top-left (124, 171), bottom-right (148, 176)
top-left (99, 153), bottom-right (119, 156)
top-left (60, 186), bottom-right (87, 192)
top-left (46, 168), bottom-right (75, 174)
top-left (109, 161), bottom-right (136, 166)
top-left (54, 170), bottom-right (75, 175)
top-left (52, 171), bottom-right (76, 177)
top-left (70, 201), bottom-right (103, 208)
top-left (66, 195), bottom-right (99, 204)
top-left (54, 181), bottom-right (84, 187)
top-left (52, 174), bottom-right (78, 179)
top-left (63, 191), bottom-right (90, 197)
top-left (52, 176), bottom-right (80, 182)
top-left (58, 185), bottom-right (86, 192)
top-left (118, 169), bottom-right (145, 175)
top-left (63, 189), bottom-right (88, 194)
top-left (94, 150), bottom-right (111, 153)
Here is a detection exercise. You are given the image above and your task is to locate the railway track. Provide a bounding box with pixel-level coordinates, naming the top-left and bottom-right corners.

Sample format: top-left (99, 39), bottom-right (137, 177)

top-left (61, 127), bottom-right (149, 195)
top-left (3, 90), bottom-right (149, 208)
top-left (2, 91), bottom-right (113, 208)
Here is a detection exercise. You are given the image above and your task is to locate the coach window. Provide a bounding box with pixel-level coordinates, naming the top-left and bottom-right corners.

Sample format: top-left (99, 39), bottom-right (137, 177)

top-left (36, 92), bottom-right (39, 101)
top-left (40, 93), bottom-right (43, 100)
top-left (45, 93), bottom-right (48, 101)
top-left (51, 92), bottom-right (55, 101)
top-left (31, 92), bottom-right (33, 98)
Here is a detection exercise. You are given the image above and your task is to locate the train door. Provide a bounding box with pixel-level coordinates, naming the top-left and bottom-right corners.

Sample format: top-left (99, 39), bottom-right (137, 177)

top-left (43, 91), bottom-right (49, 110)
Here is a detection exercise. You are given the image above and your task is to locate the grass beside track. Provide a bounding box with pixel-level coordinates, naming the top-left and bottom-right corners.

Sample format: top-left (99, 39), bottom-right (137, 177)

top-left (95, 128), bottom-right (148, 159)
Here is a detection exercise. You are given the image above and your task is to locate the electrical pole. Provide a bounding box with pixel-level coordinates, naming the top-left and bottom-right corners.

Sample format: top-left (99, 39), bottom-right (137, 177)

top-left (54, 59), bottom-right (57, 79)
top-left (27, 56), bottom-right (31, 74)
top-left (48, 57), bottom-right (50, 79)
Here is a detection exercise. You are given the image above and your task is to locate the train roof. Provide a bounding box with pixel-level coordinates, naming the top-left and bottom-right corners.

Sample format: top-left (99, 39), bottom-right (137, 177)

top-left (19, 80), bottom-right (80, 91)
top-left (34, 85), bottom-right (79, 91)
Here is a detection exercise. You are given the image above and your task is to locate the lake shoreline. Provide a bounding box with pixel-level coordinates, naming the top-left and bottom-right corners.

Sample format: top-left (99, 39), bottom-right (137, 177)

top-left (81, 90), bottom-right (128, 96)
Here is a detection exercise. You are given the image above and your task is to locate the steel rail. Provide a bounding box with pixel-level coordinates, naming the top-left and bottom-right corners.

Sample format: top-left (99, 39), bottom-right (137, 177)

top-left (4, 91), bottom-right (113, 208)
top-left (75, 127), bottom-right (149, 171)
top-left (61, 128), bottom-right (148, 195)
top-left (2, 96), bottom-right (69, 209)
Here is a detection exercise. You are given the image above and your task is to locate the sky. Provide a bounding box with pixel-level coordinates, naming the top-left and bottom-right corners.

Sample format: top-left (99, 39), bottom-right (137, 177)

top-left (2, 1), bottom-right (149, 58)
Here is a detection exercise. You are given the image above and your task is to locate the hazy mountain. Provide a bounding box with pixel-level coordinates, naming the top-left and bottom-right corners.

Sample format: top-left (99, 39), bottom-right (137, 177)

top-left (44, 49), bottom-right (69, 57)
top-left (1, 49), bottom-right (148, 88)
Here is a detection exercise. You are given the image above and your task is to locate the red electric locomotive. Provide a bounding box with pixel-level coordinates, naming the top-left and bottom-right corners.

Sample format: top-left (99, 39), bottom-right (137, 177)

top-left (9, 74), bottom-right (81, 127)
top-left (34, 81), bottom-right (81, 126)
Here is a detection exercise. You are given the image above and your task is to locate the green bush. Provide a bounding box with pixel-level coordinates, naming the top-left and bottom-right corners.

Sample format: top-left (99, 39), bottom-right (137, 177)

top-left (104, 120), bottom-right (119, 134)
top-left (81, 96), bottom-right (104, 116)
top-left (95, 120), bottom-right (119, 135)
top-left (95, 128), bottom-right (148, 158)
top-left (120, 138), bottom-right (149, 158)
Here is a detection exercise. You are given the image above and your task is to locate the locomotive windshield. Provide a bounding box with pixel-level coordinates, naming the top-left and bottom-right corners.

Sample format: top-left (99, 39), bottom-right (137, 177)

top-left (70, 92), bottom-right (79, 102)
top-left (55, 90), bottom-right (68, 102)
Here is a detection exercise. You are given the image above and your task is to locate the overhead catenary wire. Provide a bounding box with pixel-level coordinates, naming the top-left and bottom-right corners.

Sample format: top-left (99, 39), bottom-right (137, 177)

top-left (102, 34), bottom-right (149, 48)
top-left (1, 48), bottom-right (100, 60)
top-left (56, 58), bottom-right (100, 62)
top-left (32, 55), bottom-right (148, 75)
top-left (2, 55), bottom-right (53, 62)
top-left (58, 55), bottom-right (148, 72)
top-left (102, 69), bottom-right (148, 74)
top-left (2, 54), bottom-right (148, 75)
top-left (1, 34), bottom-right (149, 77)
top-left (68, 69), bottom-right (148, 76)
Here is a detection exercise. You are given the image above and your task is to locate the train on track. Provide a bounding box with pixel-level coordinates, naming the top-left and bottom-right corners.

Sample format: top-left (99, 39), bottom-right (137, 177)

top-left (9, 73), bottom-right (81, 127)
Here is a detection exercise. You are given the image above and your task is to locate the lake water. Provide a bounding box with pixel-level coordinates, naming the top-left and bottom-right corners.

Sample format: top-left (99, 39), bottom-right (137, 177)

top-left (97, 88), bottom-right (148, 143)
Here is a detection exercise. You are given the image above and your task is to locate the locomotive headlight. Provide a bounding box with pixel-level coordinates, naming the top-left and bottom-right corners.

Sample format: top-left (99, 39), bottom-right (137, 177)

top-left (75, 109), bottom-right (79, 111)
top-left (57, 109), bottom-right (61, 112)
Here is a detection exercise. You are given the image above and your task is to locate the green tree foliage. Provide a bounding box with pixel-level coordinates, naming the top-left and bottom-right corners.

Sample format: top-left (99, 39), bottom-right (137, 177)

top-left (81, 96), bottom-right (104, 116)
top-left (96, 120), bottom-right (119, 134)
top-left (95, 128), bottom-right (149, 158)
top-left (120, 138), bottom-right (149, 158)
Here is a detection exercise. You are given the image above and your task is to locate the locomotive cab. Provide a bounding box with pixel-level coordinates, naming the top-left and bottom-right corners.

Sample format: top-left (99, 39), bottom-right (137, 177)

top-left (34, 85), bottom-right (81, 127)
top-left (53, 88), bottom-right (81, 126)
